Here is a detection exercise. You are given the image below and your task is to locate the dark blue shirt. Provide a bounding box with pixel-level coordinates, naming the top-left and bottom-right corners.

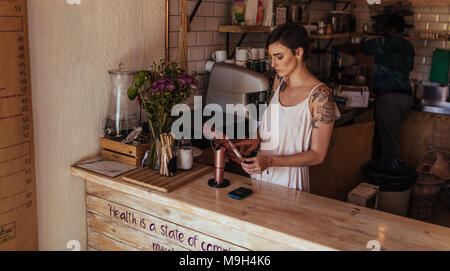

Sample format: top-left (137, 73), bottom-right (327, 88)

top-left (361, 35), bottom-right (415, 96)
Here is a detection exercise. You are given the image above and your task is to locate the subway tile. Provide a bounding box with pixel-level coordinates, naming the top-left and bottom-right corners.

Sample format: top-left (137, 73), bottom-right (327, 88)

top-left (254, 33), bottom-right (267, 43)
top-left (220, 16), bottom-right (232, 25)
top-left (187, 32), bottom-right (197, 46)
top-left (414, 22), bottom-right (429, 30)
top-left (197, 32), bottom-right (215, 46)
top-left (430, 22), bottom-right (448, 32)
top-left (214, 2), bottom-right (230, 17)
top-left (205, 17), bottom-right (221, 31)
top-left (196, 60), bottom-right (207, 74)
top-left (431, 6), bottom-right (449, 14)
top-left (169, 0), bottom-right (179, 16)
top-left (188, 61), bottom-right (197, 74)
top-left (214, 32), bottom-right (227, 45)
top-left (412, 6), bottom-right (431, 13)
top-left (169, 48), bottom-right (178, 62)
top-left (169, 32), bottom-right (179, 48)
top-left (190, 17), bottom-right (206, 31)
top-left (418, 13), bottom-right (439, 23)
top-left (416, 64), bottom-right (431, 73)
top-left (170, 16), bottom-right (181, 32)
top-left (431, 40), bottom-right (447, 49)
top-left (415, 47), bottom-right (429, 57)
top-left (198, 2), bottom-right (215, 16)
top-left (230, 32), bottom-right (249, 43)
top-left (188, 47), bottom-right (205, 61)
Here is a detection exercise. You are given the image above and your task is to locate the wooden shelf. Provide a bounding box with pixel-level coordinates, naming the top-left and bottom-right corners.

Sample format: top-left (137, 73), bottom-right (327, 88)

top-left (310, 33), bottom-right (354, 39)
top-left (218, 25), bottom-right (449, 41)
top-left (218, 25), bottom-right (273, 33)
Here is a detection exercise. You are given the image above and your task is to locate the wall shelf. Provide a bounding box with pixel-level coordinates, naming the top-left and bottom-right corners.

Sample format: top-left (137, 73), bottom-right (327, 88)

top-left (217, 24), bottom-right (448, 58)
top-left (218, 25), bottom-right (273, 33)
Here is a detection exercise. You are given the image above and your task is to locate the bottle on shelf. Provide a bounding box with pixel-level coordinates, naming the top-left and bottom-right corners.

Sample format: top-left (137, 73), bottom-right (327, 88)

top-left (274, 0), bottom-right (288, 26)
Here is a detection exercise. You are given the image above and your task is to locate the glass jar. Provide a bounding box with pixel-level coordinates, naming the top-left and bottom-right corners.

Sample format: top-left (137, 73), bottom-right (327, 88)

top-left (104, 64), bottom-right (139, 139)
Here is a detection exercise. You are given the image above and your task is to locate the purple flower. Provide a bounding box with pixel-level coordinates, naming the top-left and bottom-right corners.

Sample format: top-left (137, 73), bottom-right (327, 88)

top-left (177, 76), bottom-right (187, 86)
top-left (151, 81), bottom-right (158, 89)
top-left (191, 78), bottom-right (199, 88)
top-left (158, 83), bottom-right (166, 91)
top-left (167, 84), bottom-right (176, 91)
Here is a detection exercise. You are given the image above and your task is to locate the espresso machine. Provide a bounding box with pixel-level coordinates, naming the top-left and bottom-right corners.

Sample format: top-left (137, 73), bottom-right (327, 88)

top-left (206, 63), bottom-right (271, 110)
top-left (205, 63), bottom-right (271, 139)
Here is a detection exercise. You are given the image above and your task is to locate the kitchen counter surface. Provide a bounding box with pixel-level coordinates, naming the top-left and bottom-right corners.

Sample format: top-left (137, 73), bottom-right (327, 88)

top-left (412, 100), bottom-right (450, 116)
top-left (335, 106), bottom-right (371, 127)
top-left (71, 162), bottom-right (450, 251)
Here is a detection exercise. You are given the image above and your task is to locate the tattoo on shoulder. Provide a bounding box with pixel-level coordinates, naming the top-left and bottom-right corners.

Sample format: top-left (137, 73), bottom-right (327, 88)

top-left (312, 88), bottom-right (336, 128)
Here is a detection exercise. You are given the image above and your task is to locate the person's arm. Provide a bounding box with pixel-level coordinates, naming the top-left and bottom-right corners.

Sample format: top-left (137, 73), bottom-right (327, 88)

top-left (225, 75), bottom-right (281, 163)
top-left (241, 86), bottom-right (336, 174)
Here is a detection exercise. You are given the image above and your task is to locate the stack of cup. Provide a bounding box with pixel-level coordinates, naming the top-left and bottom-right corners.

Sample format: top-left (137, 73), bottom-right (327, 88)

top-left (235, 47), bottom-right (250, 67)
top-left (246, 48), bottom-right (268, 73)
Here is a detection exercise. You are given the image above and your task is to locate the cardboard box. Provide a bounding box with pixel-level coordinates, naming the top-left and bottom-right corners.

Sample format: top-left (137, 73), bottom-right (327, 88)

top-left (348, 183), bottom-right (379, 209)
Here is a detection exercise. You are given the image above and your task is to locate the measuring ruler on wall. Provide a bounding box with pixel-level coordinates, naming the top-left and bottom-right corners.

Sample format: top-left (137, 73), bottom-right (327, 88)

top-left (0, 0), bottom-right (38, 250)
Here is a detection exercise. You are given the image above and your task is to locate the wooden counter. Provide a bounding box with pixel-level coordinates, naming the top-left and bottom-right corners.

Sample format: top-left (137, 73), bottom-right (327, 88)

top-left (71, 163), bottom-right (450, 251)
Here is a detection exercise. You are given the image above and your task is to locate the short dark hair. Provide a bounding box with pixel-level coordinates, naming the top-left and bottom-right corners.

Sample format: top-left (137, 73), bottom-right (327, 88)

top-left (384, 14), bottom-right (405, 34)
top-left (266, 23), bottom-right (309, 61)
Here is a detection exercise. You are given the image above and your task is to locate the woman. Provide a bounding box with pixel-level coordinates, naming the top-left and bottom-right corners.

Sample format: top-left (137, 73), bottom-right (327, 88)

top-left (237, 24), bottom-right (336, 191)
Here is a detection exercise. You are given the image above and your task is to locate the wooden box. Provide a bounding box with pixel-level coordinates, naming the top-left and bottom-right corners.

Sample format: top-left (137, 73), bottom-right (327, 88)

top-left (347, 183), bottom-right (379, 209)
top-left (100, 137), bottom-right (150, 167)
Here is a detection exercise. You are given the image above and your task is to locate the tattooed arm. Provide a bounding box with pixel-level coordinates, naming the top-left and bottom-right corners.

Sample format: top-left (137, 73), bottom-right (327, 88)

top-left (241, 86), bottom-right (336, 175)
top-left (308, 86), bottom-right (336, 162)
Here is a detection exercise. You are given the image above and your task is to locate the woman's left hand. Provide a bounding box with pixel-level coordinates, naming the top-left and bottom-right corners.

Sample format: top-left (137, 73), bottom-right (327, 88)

top-left (241, 155), bottom-right (270, 175)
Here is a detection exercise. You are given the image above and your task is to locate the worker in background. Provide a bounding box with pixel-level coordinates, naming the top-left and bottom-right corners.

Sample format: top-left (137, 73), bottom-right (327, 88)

top-left (337, 14), bottom-right (415, 166)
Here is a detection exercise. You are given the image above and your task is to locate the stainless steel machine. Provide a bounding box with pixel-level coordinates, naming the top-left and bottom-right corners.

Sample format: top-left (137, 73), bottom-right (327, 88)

top-left (205, 63), bottom-right (271, 111)
top-left (204, 63), bottom-right (271, 140)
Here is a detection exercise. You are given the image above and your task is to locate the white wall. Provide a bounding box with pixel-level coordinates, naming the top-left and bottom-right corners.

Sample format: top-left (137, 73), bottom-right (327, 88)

top-left (28, 0), bottom-right (165, 250)
top-left (169, 0), bottom-right (268, 104)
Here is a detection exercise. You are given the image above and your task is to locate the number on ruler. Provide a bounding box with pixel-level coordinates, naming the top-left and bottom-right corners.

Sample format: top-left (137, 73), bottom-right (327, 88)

top-left (15, 5), bottom-right (22, 12)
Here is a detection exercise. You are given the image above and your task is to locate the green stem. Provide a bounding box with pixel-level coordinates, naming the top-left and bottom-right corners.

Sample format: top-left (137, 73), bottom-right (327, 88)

top-left (139, 91), bottom-right (158, 143)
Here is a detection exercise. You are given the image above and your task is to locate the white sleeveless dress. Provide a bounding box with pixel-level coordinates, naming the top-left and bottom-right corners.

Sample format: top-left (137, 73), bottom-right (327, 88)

top-left (251, 80), bottom-right (325, 191)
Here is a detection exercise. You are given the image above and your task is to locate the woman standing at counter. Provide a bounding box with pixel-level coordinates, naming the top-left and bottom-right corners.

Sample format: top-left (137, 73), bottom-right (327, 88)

top-left (238, 24), bottom-right (337, 191)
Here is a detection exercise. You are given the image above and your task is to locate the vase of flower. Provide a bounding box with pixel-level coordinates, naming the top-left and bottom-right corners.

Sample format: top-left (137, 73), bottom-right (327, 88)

top-left (128, 59), bottom-right (198, 169)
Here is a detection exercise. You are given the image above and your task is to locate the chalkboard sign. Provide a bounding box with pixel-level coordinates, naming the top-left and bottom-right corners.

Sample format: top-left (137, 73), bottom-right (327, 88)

top-left (0, 0), bottom-right (38, 251)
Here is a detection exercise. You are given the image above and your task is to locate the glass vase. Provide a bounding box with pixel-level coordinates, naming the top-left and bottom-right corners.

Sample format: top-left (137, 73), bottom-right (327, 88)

top-left (147, 139), bottom-right (161, 170)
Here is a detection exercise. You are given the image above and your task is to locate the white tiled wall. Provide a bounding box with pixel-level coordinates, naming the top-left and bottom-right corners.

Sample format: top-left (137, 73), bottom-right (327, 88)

top-left (170, 0), bottom-right (450, 104)
top-left (169, 0), bottom-right (268, 105)
top-left (408, 5), bottom-right (450, 84)
top-left (307, 0), bottom-right (450, 84)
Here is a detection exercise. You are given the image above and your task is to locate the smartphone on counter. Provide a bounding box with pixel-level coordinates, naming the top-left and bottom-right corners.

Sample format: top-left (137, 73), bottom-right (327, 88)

top-left (228, 187), bottom-right (253, 200)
